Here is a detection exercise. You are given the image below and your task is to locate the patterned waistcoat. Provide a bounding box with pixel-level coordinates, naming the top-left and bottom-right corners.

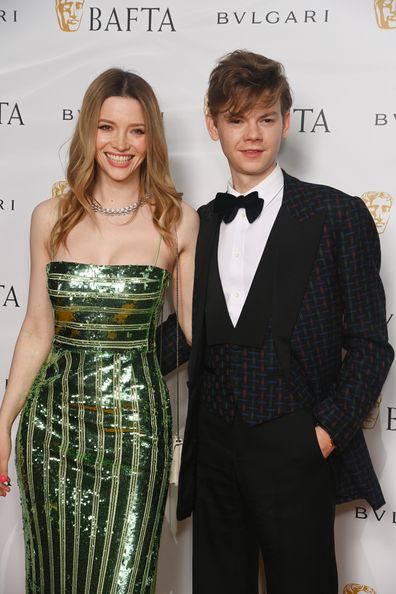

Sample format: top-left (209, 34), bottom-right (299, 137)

top-left (202, 213), bottom-right (311, 425)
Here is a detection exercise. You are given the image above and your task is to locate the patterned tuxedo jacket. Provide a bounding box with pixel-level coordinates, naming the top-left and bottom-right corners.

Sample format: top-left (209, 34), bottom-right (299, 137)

top-left (160, 171), bottom-right (394, 521)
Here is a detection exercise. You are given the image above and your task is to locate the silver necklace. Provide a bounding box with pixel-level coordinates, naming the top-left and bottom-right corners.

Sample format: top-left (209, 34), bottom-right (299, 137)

top-left (90, 196), bottom-right (149, 216)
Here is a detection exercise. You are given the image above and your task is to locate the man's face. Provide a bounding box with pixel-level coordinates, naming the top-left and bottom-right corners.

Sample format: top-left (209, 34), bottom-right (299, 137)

top-left (56, 0), bottom-right (84, 32)
top-left (206, 99), bottom-right (289, 192)
top-left (361, 191), bottom-right (393, 233)
top-left (375, 0), bottom-right (396, 28)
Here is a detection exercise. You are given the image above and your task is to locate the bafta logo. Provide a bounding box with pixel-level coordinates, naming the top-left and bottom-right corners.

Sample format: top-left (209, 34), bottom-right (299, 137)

top-left (374, 0), bottom-right (396, 28)
top-left (343, 585), bottom-right (377, 594)
top-left (363, 394), bottom-right (382, 430)
top-left (361, 191), bottom-right (393, 234)
top-left (52, 180), bottom-right (68, 198)
top-left (56, 0), bottom-right (84, 32)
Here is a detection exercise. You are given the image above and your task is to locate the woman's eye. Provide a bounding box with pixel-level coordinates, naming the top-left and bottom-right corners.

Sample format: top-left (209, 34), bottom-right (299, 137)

top-left (98, 124), bottom-right (111, 131)
top-left (132, 128), bottom-right (145, 135)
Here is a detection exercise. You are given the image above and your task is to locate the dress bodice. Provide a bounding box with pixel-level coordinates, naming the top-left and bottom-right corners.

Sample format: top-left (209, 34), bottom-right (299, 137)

top-left (47, 261), bottom-right (170, 351)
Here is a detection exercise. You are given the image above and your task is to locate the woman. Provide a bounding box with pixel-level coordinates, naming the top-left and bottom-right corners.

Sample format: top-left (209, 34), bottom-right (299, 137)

top-left (0, 68), bottom-right (198, 593)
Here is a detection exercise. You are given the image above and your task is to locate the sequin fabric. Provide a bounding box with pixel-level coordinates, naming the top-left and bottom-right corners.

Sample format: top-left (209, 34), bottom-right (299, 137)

top-left (16, 261), bottom-right (172, 594)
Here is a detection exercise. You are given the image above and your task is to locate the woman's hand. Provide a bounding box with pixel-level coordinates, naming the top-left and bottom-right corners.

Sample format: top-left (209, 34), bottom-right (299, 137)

top-left (0, 428), bottom-right (12, 497)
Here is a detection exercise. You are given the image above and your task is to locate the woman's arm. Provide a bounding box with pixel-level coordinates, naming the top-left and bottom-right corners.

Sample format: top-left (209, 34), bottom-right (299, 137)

top-left (172, 202), bottom-right (199, 346)
top-left (0, 200), bottom-right (55, 496)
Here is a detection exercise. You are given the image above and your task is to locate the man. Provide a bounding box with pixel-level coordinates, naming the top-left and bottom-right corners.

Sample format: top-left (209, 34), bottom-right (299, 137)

top-left (177, 50), bottom-right (393, 594)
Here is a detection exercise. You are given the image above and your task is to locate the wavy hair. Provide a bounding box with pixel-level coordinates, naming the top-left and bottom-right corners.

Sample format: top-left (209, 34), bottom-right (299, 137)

top-left (50, 68), bottom-right (182, 256)
top-left (207, 50), bottom-right (292, 120)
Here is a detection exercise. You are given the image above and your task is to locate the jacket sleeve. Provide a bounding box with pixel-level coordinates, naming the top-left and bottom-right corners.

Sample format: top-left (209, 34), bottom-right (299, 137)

top-left (156, 312), bottom-right (191, 376)
top-left (313, 197), bottom-right (394, 450)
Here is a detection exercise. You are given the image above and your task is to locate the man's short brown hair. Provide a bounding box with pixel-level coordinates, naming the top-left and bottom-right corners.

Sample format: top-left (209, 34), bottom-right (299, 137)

top-left (207, 49), bottom-right (292, 120)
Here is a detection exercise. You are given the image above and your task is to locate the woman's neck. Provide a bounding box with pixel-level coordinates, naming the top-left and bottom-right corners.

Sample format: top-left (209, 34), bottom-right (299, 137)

top-left (92, 175), bottom-right (141, 207)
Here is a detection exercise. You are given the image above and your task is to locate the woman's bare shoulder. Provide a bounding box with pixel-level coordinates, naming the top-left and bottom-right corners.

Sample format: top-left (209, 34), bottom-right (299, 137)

top-left (177, 200), bottom-right (199, 245)
top-left (30, 197), bottom-right (65, 247)
top-left (31, 195), bottom-right (67, 226)
top-left (179, 200), bottom-right (199, 227)
top-left (32, 196), bottom-right (58, 218)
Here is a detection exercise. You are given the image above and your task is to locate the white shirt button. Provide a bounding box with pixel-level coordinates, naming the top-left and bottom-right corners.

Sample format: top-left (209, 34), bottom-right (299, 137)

top-left (240, 211), bottom-right (246, 218)
top-left (234, 252), bottom-right (240, 258)
top-left (234, 292), bottom-right (240, 298)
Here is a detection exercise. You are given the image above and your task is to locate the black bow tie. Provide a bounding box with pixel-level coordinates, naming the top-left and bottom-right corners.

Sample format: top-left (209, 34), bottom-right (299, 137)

top-left (213, 191), bottom-right (264, 224)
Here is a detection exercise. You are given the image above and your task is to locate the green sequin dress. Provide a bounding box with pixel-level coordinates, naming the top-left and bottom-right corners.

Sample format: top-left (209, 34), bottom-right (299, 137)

top-left (16, 261), bottom-right (173, 594)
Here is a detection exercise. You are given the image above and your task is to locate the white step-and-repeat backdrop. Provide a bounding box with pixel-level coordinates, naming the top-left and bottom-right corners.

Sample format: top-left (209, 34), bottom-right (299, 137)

top-left (1, 1), bottom-right (395, 593)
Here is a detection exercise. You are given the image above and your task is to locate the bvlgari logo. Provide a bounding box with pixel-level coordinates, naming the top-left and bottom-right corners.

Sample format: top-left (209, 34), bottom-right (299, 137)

top-left (63, 108), bottom-right (80, 121)
top-left (361, 191), bottom-right (393, 233)
top-left (355, 506), bottom-right (396, 523)
top-left (52, 180), bottom-right (68, 198)
top-left (0, 197), bottom-right (15, 212)
top-left (387, 406), bottom-right (396, 430)
top-left (56, 0), bottom-right (85, 32)
top-left (374, 0), bottom-right (396, 28)
top-left (363, 394), bottom-right (382, 430)
top-left (374, 113), bottom-right (396, 125)
top-left (0, 9), bottom-right (17, 23)
top-left (343, 585), bottom-right (376, 594)
top-left (216, 9), bottom-right (330, 25)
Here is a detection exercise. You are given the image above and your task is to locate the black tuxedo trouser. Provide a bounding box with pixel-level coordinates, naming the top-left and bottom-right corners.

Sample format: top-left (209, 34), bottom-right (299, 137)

top-left (193, 406), bottom-right (338, 594)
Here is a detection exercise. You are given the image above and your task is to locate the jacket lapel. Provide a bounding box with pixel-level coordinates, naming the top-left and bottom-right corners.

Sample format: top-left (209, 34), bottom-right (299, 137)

top-left (189, 203), bottom-right (221, 384)
top-left (272, 172), bottom-right (326, 380)
top-left (190, 173), bottom-right (326, 384)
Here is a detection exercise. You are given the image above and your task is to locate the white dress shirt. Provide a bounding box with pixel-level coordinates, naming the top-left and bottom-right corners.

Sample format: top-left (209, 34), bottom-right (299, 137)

top-left (218, 164), bottom-right (284, 327)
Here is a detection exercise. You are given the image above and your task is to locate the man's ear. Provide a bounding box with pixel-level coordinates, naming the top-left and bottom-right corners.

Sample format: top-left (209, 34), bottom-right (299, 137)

top-left (205, 114), bottom-right (219, 141)
top-left (282, 111), bottom-right (290, 139)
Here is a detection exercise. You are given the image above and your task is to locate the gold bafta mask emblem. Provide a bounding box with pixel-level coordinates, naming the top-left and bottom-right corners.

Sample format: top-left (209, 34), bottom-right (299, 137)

top-left (56, 0), bottom-right (84, 32)
top-left (361, 191), bottom-right (393, 234)
top-left (52, 180), bottom-right (68, 198)
top-left (363, 394), bottom-right (382, 429)
top-left (343, 584), bottom-right (377, 594)
top-left (374, 0), bottom-right (396, 28)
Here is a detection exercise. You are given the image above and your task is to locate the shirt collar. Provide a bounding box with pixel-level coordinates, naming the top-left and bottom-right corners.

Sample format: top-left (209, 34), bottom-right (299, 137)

top-left (226, 164), bottom-right (284, 210)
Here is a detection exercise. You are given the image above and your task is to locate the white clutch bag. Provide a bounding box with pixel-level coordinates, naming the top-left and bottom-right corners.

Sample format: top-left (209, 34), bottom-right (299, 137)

top-left (169, 436), bottom-right (183, 486)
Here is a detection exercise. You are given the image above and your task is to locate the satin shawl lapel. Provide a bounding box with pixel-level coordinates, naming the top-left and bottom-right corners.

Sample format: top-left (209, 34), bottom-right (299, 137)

top-left (190, 204), bottom-right (221, 382)
top-left (272, 173), bottom-right (326, 380)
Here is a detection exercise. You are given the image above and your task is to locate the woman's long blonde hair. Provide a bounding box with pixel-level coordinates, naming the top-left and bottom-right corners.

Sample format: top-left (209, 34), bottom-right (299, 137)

top-left (50, 68), bottom-right (182, 256)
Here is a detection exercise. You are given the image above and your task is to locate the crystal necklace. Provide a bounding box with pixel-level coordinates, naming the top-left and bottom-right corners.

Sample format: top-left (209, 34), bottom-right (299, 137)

top-left (89, 195), bottom-right (150, 216)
